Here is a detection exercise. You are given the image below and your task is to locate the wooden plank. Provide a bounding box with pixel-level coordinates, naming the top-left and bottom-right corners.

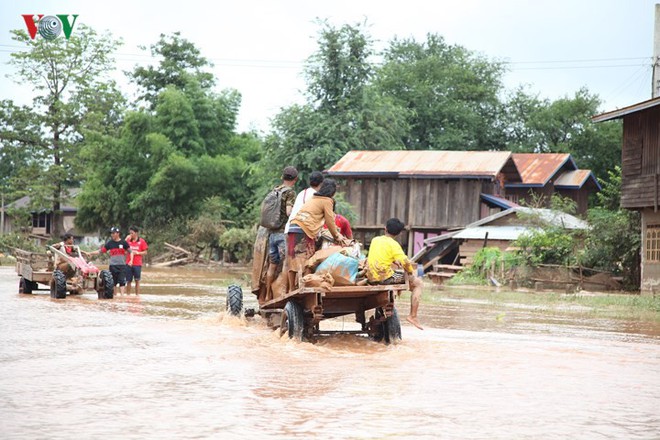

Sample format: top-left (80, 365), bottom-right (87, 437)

top-left (427, 271), bottom-right (457, 278)
top-left (424, 179), bottom-right (432, 226)
top-left (259, 283), bottom-right (409, 310)
top-left (435, 264), bottom-right (464, 271)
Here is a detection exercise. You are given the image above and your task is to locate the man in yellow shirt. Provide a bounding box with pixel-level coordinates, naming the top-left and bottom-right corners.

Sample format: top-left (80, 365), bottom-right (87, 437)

top-left (367, 218), bottom-right (423, 330)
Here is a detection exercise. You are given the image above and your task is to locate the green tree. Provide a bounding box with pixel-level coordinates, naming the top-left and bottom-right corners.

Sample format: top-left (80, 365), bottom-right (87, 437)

top-left (4, 25), bottom-right (123, 236)
top-left (128, 32), bottom-right (215, 108)
top-left (264, 22), bottom-right (408, 181)
top-left (77, 32), bottom-right (257, 233)
top-left (503, 87), bottom-right (621, 180)
top-left (579, 166), bottom-right (641, 289)
top-left (374, 33), bottom-right (507, 150)
top-left (76, 112), bottom-right (173, 231)
top-left (155, 87), bottom-right (205, 156)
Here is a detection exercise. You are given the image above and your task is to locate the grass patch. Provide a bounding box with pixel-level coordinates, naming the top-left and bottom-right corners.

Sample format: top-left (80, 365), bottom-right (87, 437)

top-left (426, 286), bottom-right (660, 322)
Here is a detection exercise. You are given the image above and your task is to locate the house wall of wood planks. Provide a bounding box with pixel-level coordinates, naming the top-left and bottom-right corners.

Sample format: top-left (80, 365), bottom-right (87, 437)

top-left (340, 177), bottom-right (498, 230)
top-left (338, 176), bottom-right (500, 254)
top-left (621, 106), bottom-right (660, 210)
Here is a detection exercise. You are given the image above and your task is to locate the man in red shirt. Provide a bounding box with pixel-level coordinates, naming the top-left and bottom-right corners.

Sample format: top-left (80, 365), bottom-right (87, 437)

top-left (125, 225), bottom-right (148, 295)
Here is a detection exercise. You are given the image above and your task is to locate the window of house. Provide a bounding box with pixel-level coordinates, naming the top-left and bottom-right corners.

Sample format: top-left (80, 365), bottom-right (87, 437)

top-left (647, 224), bottom-right (660, 263)
top-left (32, 213), bottom-right (47, 228)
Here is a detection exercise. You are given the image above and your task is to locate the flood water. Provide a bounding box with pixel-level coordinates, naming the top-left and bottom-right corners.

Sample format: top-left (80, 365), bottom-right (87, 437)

top-left (1, 265), bottom-right (659, 440)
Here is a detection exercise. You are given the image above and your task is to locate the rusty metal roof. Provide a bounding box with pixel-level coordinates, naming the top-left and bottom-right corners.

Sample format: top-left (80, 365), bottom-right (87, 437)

top-left (326, 150), bottom-right (522, 180)
top-left (592, 96), bottom-right (660, 122)
top-left (508, 153), bottom-right (575, 186)
top-left (554, 170), bottom-right (602, 190)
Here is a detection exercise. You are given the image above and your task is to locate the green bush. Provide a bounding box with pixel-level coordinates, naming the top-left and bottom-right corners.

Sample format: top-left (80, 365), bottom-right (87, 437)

top-left (219, 227), bottom-right (256, 263)
top-left (449, 247), bottom-right (522, 285)
top-left (579, 207), bottom-right (640, 289)
top-left (0, 233), bottom-right (40, 254)
top-left (514, 227), bottom-right (577, 266)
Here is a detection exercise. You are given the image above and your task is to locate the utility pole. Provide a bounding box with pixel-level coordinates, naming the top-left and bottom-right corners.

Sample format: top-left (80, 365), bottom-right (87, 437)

top-left (0, 192), bottom-right (4, 235)
top-left (654, 4), bottom-right (660, 98)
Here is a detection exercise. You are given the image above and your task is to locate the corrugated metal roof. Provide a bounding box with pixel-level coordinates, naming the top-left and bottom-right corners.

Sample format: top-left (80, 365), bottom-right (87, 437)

top-left (454, 226), bottom-right (537, 241)
top-left (592, 96), bottom-right (660, 122)
top-left (554, 170), bottom-right (602, 190)
top-left (480, 193), bottom-right (519, 209)
top-left (508, 153), bottom-right (575, 186)
top-left (326, 150), bottom-right (519, 178)
top-left (514, 207), bottom-right (589, 230)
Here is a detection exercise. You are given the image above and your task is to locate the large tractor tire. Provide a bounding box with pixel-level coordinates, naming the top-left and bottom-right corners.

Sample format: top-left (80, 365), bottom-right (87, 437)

top-left (226, 284), bottom-right (243, 316)
top-left (96, 270), bottom-right (114, 299)
top-left (19, 277), bottom-right (34, 294)
top-left (280, 300), bottom-right (304, 341)
top-left (50, 270), bottom-right (67, 299)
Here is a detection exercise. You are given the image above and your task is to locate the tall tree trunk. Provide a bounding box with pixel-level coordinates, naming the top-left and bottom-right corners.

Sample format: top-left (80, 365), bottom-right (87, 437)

top-left (51, 131), bottom-right (62, 238)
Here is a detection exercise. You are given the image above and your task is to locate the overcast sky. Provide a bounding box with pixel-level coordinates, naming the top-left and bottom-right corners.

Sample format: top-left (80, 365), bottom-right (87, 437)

top-left (0, 0), bottom-right (656, 133)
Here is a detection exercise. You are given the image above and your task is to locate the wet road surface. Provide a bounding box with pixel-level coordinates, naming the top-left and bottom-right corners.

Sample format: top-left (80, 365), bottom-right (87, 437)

top-left (1, 266), bottom-right (659, 439)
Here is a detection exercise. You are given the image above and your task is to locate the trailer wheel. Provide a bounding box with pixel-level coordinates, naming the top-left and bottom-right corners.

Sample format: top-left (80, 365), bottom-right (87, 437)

top-left (50, 270), bottom-right (67, 299)
top-left (280, 300), bottom-right (304, 341)
top-left (19, 277), bottom-right (34, 294)
top-left (96, 270), bottom-right (114, 299)
top-left (226, 284), bottom-right (243, 316)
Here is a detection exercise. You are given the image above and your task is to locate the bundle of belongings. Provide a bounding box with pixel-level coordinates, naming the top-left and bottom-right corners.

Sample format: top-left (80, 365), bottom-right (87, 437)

top-left (303, 241), bottom-right (367, 288)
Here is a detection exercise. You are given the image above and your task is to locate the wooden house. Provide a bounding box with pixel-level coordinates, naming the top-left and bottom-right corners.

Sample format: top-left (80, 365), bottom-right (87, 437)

top-left (593, 97), bottom-right (660, 293)
top-left (505, 153), bottom-right (601, 215)
top-left (326, 150), bottom-right (522, 255)
top-left (1, 188), bottom-right (100, 246)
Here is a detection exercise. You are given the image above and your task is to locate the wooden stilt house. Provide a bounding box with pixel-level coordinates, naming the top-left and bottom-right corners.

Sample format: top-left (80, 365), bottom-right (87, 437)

top-left (593, 97), bottom-right (660, 293)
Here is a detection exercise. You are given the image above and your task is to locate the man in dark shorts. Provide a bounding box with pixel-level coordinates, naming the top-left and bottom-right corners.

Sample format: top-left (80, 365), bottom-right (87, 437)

top-left (85, 227), bottom-right (132, 295)
top-left (264, 166), bottom-right (297, 301)
top-left (125, 225), bottom-right (148, 295)
top-left (366, 218), bottom-right (424, 330)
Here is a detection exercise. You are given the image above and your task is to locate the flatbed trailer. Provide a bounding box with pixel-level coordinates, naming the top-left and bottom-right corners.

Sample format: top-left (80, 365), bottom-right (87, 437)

top-left (259, 280), bottom-right (407, 342)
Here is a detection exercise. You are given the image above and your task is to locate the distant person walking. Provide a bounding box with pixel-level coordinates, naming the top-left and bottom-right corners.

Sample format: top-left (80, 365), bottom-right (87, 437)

top-left (85, 227), bottom-right (132, 296)
top-left (125, 225), bottom-right (148, 295)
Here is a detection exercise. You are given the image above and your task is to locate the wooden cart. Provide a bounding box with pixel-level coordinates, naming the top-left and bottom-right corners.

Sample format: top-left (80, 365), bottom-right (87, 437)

top-left (232, 226), bottom-right (406, 342)
top-left (261, 280), bottom-right (407, 342)
top-left (15, 248), bottom-right (54, 295)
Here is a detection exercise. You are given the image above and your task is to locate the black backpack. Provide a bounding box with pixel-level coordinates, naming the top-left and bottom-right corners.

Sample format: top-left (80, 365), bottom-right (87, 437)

top-left (259, 187), bottom-right (286, 230)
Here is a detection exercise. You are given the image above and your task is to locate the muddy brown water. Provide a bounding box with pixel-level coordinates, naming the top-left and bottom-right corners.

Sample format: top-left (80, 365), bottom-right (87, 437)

top-left (1, 265), bottom-right (659, 439)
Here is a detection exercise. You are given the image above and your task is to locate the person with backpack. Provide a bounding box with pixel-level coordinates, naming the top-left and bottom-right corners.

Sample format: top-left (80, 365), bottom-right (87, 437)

top-left (260, 166), bottom-right (298, 301)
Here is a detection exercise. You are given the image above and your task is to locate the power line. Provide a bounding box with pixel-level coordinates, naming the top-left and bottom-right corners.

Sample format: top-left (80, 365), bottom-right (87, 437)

top-left (0, 43), bottom-right (651, 67)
